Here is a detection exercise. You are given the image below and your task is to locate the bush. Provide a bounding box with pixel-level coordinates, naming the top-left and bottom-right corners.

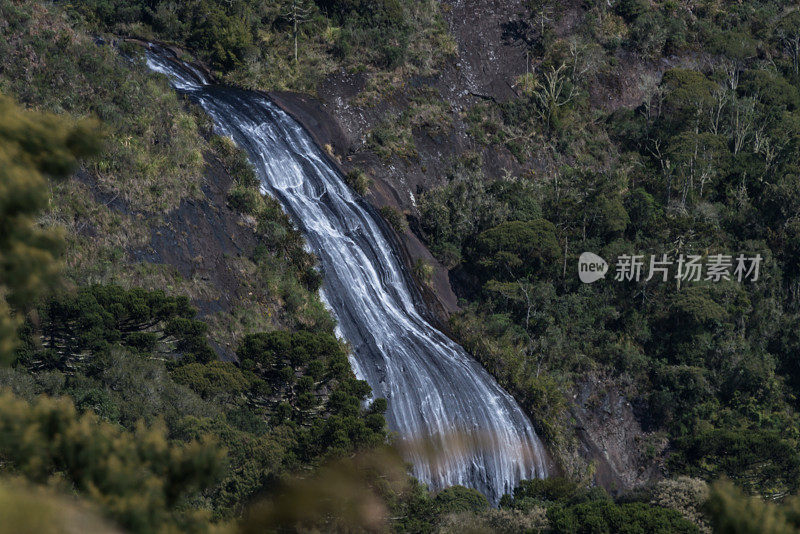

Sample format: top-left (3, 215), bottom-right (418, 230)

top-left (228, 185), bottom-right (261, 214)
top-left (628, 11), bottom-right (668, 58)
top-left (432, 242), bottom-right (462, 269)
top-left (547, 500), bottom-right (699, 534)
top-left (615, 0), bottom-right (648, 22)
top-left (650, 477), bottom-right (709, 531)
top-left (345, 167), bottom-right (372, 195)
top-left (0, 2), bottom-right (206, 212)
top-left (434, 485), bottom-right (490, 514)
top-left (501, 477), bottom-right (582, 509)
top-left (471, 219), bottom-right (561, 280)
top-left (413, 258), bottom-right (434, 287)
top-left (379, 206), bottom-right (409, 233)
top-left (368, 120), bottom-right (417, 160)
top-left (172, 361), bottom-right (253, 400)
top-left (212, 135), bottom-right (259, 188)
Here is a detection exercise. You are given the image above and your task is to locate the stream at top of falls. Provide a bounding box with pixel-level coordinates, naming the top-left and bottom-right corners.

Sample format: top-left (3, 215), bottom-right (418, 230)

top-left (145, 46), bottom-right (548, 503)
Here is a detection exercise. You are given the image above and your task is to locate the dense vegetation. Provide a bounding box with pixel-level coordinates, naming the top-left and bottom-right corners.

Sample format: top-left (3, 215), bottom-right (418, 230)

top-left (3, 282), bottom-right (387, 528)
top-left (3, 0), bottom-right (800, 531)
top-left (419, 0), bottom-right (800, 502)
top-left (67, 0), bottom-right (455, 92)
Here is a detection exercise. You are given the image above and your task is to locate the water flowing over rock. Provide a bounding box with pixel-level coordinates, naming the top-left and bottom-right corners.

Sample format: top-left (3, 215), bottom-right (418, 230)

top-left (146, 46), bottom-right (547, 503)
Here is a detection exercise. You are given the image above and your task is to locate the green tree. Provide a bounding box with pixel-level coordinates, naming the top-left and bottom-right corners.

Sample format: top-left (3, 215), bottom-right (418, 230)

top-left (18, 285), bottom-right (216, 370)
top-left (187, 2), bottom-right (254, 70)
top-left (661, 69), bottom-right (716, 132)
top-left (0, 392), bottom-right (223, 532)
top-left (472, 219), bottom-right (561, 280)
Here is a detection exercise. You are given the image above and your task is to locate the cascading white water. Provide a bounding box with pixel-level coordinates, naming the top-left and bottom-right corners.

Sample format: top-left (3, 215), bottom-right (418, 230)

top-left (146, 46), bottom-right (547, 503)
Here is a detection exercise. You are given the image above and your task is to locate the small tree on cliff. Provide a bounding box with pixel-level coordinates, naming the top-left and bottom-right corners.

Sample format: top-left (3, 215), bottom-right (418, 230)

top-left (283, 0), bottom-right (315, 64)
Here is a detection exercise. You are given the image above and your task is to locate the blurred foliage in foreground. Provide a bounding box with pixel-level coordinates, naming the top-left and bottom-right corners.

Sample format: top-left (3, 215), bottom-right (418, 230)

top-left (0, 94), bottom-right (99, 365)
top-left (0, 392), bottom-right (223, 532)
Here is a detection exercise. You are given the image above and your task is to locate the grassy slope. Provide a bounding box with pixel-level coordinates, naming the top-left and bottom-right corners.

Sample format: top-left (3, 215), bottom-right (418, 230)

top-left (0, 0), bottom-right (336, 349)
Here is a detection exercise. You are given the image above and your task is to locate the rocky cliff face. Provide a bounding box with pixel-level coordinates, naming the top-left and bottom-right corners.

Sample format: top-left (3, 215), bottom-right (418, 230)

top-left (268, 0), bottom-right (543, 318)
top-left (72, 152), bottom-right (265, 360)
top-left (570, 375), bottom-right (667, 492)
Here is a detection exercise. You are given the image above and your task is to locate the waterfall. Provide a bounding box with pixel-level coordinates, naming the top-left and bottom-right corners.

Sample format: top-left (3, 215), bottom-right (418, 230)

top-left (145, 46), bottom-right (548, 503)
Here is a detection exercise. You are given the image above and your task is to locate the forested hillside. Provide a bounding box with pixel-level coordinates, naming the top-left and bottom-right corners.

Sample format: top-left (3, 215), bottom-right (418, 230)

top-left (420, 0), bottom-right (800, 500)
top-left (2, 0), bottom-right (800, 532)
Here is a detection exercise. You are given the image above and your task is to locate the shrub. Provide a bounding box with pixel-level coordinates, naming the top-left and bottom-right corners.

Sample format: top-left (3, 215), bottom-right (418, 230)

top-left (228, 185), bottom-right (261, 214)
top-left (379, 206), bottom-right (409, 233)
top-left (434, 486), bottom-right (490, 514)
top-left (368, 120), bottom-right (417, 160)
top-left (413, 259), bottom-right (434, 287)
top-left (471, 219), bottom-right (562, 280)
top-left (615, 0), bottom-right (649, 22)
top-left (650, 477), bottom-right (710, 531)
top-left (345, 167), bottom-right (372, 195)
top-left (172, 361), bottom-right (253, 400)
top-left (628, 11), bottom-right (668, 58)
top-left (212, 135), bottom-right (259, 188)
top-left (547, 500), bottom-right (699, 534)
top-left (432, 242), bottom-right (462, 269)
top-left (501, 477), bottom-right (581, 509)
